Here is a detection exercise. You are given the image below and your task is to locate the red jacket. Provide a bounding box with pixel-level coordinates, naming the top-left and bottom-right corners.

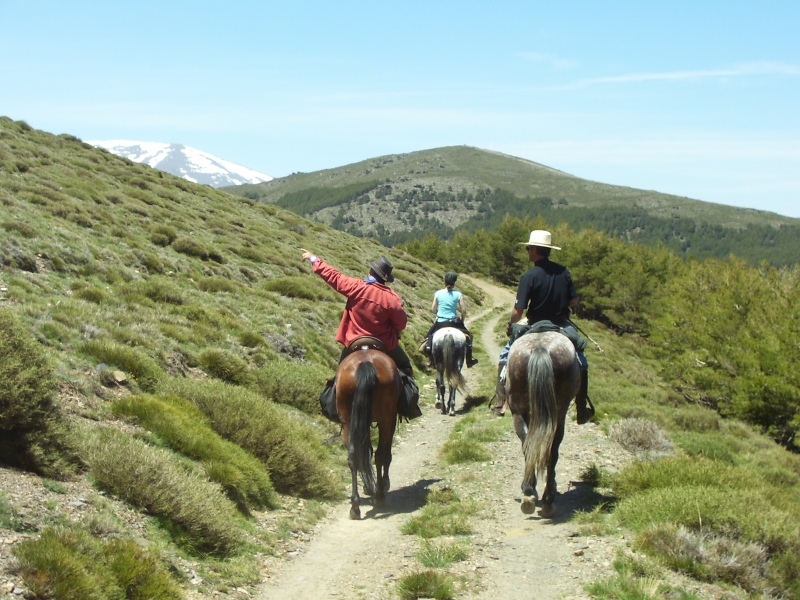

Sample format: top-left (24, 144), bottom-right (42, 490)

top-left (312, 259), bottom-right (407, 350)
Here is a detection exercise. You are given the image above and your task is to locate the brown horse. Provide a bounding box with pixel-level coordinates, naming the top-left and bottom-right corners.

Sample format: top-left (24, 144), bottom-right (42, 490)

top-left (335, 347), bottom-right (401, 520)
top-left (506, 331), bottom-right (580, 517)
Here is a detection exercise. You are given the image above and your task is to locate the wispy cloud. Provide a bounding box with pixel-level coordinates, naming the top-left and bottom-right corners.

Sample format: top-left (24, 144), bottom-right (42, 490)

top-left (519, 52), bottom-right (577, 69)
top-left (558, 61), bottom-right (800, 89)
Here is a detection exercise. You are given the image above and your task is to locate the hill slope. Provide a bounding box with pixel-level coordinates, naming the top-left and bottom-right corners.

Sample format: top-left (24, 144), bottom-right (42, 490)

top-left (226, 146), bottom-right (800, 265)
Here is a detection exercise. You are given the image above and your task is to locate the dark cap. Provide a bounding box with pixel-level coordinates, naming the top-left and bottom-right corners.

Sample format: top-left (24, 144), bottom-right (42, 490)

top-left (369, 256), bottom-right (394, 283)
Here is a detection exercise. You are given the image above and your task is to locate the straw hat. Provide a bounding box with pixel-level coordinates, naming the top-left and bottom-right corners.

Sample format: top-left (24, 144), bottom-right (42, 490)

top-left (519, 230), bottom-right (561, 250)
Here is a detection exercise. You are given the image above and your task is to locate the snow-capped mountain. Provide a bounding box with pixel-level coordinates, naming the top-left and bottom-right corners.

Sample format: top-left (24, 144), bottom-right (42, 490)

top-left (87, 140), bottom-right (272, 188)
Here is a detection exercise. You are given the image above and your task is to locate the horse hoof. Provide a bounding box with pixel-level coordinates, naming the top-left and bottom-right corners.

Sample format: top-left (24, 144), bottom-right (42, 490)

top-left (349, 506), bottom-right (361, 520)
top-left (539, 504), bottom-right (555, 518)
top-left (435, 401), bottom-right (442, 410)
top-left (363, 486), bottom-right (375, 497)
top-left (520, 496), bottom-right (537, 514)
top-left (448, 408), bottom-right (456, 417)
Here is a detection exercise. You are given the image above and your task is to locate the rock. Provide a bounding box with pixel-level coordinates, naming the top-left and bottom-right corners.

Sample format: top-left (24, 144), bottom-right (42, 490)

top-left (113, 371), bottom-right (127, 383)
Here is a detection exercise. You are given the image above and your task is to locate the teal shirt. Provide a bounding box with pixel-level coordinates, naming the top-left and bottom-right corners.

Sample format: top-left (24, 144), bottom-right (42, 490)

top-left (435, 288), bottom-right (461, 321)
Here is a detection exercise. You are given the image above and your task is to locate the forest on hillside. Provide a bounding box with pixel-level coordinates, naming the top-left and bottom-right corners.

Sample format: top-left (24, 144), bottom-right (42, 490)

top-left (272, 184), bottom-right (800, 267)
top-left (400, 216), bottom-right (800, 450)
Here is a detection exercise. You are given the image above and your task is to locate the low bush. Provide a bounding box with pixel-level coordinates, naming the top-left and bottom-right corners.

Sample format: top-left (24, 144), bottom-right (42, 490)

top-left (198, 348), bottom-right (253, 385)
top-left (14, 525), bottom-right (182, 600)
top-left (260, 276), bottom-right (338, 301)
top-left (197, 276), bottom-right (239, 294)
top-left (113, 394), bottom-right (278, 511)
top-left (401, 487), bottom-right (475, 538)
top-left (253, 360), bottom-right (329, 414)
top-left (83, 427), bottom-right (243, 555)
top-left (81, 339), bottom-right (163, 391)
top-left (396, 570), bottom-right (455, 600)
top-left (636, 523), bottom-right (769, 593)
top-left (73, 285), bottom-right (107, 304)
top-left (172, 236), bottom-right (210, 259)
top-left (0, 309), bottom-right (75, 476)
top-left (440, 413), bottom-right (502, 464)
top-left (608, 418), bottom-right (674, 460)
top-left (158, 378), bottom-right (341, 499)
top-left (416, 540), bottom-right (468, 568)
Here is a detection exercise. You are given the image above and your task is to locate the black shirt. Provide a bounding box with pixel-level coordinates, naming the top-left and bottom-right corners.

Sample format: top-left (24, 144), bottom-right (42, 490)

top-left (515, 258), bottom-right (578, 325)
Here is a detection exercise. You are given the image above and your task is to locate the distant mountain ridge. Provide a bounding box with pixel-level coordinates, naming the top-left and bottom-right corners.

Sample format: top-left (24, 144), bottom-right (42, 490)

top-left (88, 140), bottom-right (272, 188)
top-left (225, 146), bottom-right (800, 265)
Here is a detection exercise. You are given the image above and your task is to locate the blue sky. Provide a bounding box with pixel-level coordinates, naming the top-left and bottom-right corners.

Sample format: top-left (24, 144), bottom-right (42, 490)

top-left (1, 1), bottom-right (799, 217)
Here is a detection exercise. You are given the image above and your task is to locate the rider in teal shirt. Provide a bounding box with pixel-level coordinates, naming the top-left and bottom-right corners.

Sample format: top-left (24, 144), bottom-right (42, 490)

top-left (423, 272), bottom-right (478, 368)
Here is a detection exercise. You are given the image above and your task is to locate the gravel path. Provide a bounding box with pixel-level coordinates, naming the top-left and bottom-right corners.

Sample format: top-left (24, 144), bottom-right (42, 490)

top-left (256, 277), bottom-right (633, 600)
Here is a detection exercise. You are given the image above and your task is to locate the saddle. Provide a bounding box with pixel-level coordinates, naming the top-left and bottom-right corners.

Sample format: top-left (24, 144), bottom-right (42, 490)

top-left (510, 320), bottom-right (587, 352)
top-left (347, 336), bottom-right (388, 353)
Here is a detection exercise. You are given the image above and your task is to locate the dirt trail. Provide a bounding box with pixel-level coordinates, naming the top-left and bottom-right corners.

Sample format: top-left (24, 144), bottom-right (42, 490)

top-left (257, 277), bottom-right (629, 600)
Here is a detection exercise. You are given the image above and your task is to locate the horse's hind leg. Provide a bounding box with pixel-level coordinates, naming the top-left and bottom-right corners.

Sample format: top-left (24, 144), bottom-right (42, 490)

top-left (512, 411), bottom-right (538, 513)
top-left (374, 421), bottom-right (395, 504)
top-left (435, 371), bottom-right (445, 412)
top-left (448, 387), bottom-right (457, 416)
top-left (348, 450), bottom-right (362, 520)
top-left (540, 419), bottom-right (566, 518)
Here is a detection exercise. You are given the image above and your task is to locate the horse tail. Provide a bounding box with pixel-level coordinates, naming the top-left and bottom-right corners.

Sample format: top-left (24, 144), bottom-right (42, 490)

top-left (442, 333), bottom-right (466, 391)
top-left (350, 361), bottom-right (377, 494)
top-left (522, 347), bottom-right (557, 485)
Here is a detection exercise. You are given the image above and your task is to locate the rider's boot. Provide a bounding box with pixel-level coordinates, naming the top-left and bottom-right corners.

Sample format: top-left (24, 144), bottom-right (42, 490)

top-left (575, 369), bottom-right (595, 424)
top-left (420, 337), bottom-right (434, 367)
top-left (491, 362), bottom-right (507, 415)
top-left (466, 343), bottom-right (478, 368)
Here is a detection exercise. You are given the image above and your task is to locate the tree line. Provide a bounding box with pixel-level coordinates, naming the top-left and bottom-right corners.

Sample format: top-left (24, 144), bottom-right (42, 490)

top-left (399, 216), bottom-right (800, 449)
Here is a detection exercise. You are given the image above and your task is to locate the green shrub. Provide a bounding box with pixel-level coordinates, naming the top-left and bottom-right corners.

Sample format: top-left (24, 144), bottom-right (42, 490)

top-left (158, 378), bottom-right (341, 499)
top-left (672, 431), bottom-right (737, 464)
top-left (260, 276), bottom-right (338, 301)
top-left (74, 285), bottom-right (107, 304)
top-left (197, 276), bottom-right (239, 294)
top-left (129, 277), bottom-right (184, 305)
top-left (238, 331), bottom-right (264, 348)
top-left (397, 570), bottom-right (455, 600)
top-left (198, 348), bottom-right (253, 385)
top-left (416, 540), bottom-right (468, 568)
top-left (401, 487), bottom-right (475, 538)
top-left (113, 394), bottom-right (278, 511)
top-left (0, 309), bottom-right (75, 476)
top-left (172, 236), bottom-right (209, 259)
top-left (81, 339), bottom-right (163, 391)
top-left (253, 360), bottom-right (328, 414)
top-left (14, 525), bottom-right (182, 600)
top-left (2, 221), bottom-right (38, 238)
top-left (635, 523), bottom-right (770, 593)
top-left (150, 224), bottom-right (178, 245)
top-left (83, 427), bottom-right (243, 555)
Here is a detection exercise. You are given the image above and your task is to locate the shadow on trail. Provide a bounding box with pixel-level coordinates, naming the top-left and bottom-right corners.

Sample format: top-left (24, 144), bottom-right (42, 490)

top-left (514, 482), bottom-right (617, 524)
top-left (458, 394), bottom-right (490, 414)
top-left (362, 477), bottom-right (441, 520)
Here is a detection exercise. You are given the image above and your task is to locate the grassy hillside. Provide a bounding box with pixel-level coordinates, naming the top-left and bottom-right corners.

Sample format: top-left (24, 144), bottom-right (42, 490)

top-left (0, 116), bottom-right (485, 594)
top-left (226, 146), bottom-right (800, 266)
top-left (3, 117), bottom-right (800, 599)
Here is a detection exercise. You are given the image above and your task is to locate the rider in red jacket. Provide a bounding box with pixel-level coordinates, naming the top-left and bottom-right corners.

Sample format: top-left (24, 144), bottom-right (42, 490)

top-left (301, 250), bottom-right (420, 419)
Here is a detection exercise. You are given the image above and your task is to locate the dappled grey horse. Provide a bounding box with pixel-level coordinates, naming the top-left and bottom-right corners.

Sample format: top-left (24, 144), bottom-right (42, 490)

top-left (432, 327), bottom-right (467, 416)
top-left (506, 331), bottom-right (580, 517)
